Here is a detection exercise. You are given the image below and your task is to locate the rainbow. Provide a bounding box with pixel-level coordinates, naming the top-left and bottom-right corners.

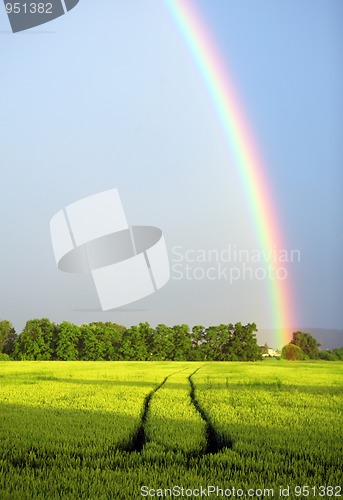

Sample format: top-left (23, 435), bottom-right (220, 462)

top-left (164, 0), bottom-right (295, 347)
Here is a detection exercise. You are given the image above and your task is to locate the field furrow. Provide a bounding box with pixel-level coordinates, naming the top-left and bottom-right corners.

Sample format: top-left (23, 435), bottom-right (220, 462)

top-left (188, 367), bottom-right (232, 453)
top-left (144, 367), bottom-right (207, 454)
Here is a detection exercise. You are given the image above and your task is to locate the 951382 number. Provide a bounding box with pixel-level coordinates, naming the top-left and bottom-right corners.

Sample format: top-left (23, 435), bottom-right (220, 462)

top-left (294, 486), bottom-right (341, 497)
top-left (5, 3), bottom-right (53, 14)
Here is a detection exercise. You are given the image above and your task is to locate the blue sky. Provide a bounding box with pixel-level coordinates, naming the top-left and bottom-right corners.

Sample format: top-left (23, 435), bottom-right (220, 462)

top-left (0, 0), bottom-right (342, 343)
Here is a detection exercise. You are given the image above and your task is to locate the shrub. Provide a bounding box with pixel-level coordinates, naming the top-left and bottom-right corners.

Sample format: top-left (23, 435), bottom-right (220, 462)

top-left (281, 343), bottom-right (305, 361)
top-left (319, 350), bottom-right (338, 361)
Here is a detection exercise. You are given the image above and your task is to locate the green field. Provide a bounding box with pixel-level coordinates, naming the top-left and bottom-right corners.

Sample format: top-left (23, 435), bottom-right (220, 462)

top-left (0, 361), bottom-right (342, 499)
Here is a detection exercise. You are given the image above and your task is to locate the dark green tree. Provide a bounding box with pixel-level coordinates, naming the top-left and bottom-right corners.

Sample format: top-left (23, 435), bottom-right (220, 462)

top-left (0, 320), bottom-right (17, 356)
top-left (190, 325), bottom-right (206, 360)
top-left (89, 322), bottom-right (125, 360)
top-left (171, 324), bottom-right (192, 360)
top-left (318, 350), bottom-right (338, 361)
top-left (291, 331), bottom-right (321, 359)
top-left (138, 322), bottom-right (155, 358)
top-left (225, 323), bottom-right (242, 360)
top-left (14, 318), bottom-right (56, 360)
top-left (203, 324), bottom-right (231, 360)
top-left (56, 322), bottom-right (80, 360)
top-left (332, 347), bottom-right (343, 360)
top-left (231, 323), bottom-right (262, 361)
top-left (120, 326), bottom-right (148, 360)
top-left (151, 324), bottom-right (175, 360)
top-left (79, 324), bottom-right (104, 360)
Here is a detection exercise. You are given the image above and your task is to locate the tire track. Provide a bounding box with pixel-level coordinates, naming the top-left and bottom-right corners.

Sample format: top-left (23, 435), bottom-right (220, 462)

top-left (188, 367), bottom-right (233, 453)
top-left (127, 368), bottom-right (187, 453)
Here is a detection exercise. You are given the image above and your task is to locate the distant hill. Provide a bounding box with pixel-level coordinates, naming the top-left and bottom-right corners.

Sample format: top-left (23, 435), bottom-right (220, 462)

top-left (257, 328), bottom-right (343, 351)
top-left (305, 329), bottom-right (343, 350)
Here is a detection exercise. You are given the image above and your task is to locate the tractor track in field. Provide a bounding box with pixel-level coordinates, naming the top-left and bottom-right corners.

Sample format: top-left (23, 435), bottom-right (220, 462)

top-left (189, 367), bottom-right (233, 453)
top-left (126, 375), bottom-right (169, 452)
top-left (128, 366), bottom-right (232, 455)
top-left (127, 368), bottom-right (188, 453)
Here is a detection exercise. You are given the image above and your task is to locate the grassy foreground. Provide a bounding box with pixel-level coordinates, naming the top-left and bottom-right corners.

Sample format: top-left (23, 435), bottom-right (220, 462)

top-left (0, 361), bottom-right (342, 499)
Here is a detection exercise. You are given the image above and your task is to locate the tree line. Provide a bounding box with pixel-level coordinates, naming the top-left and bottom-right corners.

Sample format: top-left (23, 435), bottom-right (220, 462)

top-left (281, 331), bottom-right (343, 361)
top-left (0, 319), bottom-right (263, 361)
